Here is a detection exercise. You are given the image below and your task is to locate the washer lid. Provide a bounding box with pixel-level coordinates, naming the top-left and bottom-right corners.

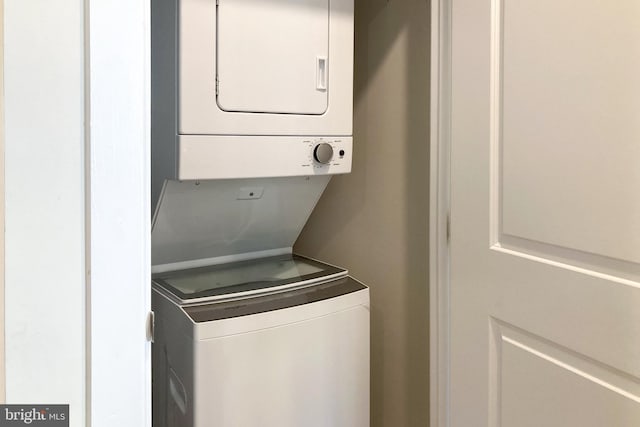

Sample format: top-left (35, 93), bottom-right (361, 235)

top-left (151, 176), bottom-right (331, 272)
top-left (153, 254), bottom-right (346, 304)
top-left (181, 276), bottom-right (366, 322)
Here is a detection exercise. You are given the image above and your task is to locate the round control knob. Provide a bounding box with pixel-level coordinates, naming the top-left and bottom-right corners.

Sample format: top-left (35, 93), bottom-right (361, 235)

top-left (313, 143), bottom-right (334, 164)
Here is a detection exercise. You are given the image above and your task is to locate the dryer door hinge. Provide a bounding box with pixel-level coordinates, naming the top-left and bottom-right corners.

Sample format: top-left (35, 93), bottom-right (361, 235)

top-left (215, 76), bottom-right (220, 96)
top-left (147, 311), bottom-right (155, 343)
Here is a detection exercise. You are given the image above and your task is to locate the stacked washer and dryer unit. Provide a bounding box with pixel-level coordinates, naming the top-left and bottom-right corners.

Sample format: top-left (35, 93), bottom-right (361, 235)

top-left (151, 0), bottom-right (368, 426)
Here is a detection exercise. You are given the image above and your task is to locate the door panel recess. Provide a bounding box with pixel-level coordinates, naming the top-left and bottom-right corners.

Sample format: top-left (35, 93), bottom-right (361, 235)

top-left (216, 0), bottom-right (330, 115)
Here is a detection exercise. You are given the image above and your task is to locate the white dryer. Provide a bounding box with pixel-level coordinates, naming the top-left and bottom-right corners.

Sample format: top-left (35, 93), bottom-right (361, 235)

top-left (152, 0), bottom-right (355, 206)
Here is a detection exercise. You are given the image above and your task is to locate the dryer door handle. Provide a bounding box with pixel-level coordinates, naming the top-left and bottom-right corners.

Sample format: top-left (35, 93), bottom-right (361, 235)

top-left (316, 56), bottom-right (328, 91)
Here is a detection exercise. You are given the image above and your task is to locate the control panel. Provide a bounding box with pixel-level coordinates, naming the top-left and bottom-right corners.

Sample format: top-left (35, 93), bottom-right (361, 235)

top-left (304, 137), bottom-right (350, 172)
top-left (178, 135), bottom-right (353, 180)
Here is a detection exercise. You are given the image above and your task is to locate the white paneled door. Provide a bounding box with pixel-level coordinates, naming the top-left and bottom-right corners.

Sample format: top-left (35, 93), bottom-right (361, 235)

top-left (447, 0), bottom-right (640, 426)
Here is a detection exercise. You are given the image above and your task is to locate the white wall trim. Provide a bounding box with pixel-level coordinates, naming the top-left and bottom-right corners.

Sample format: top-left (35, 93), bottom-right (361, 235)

top-left (86, 0), bottom-right (151, 425)
top-left (83, 2), bottom-right (91, 424)
top-left (0, 0), bottom-right (5, 403)
top-left (429, 0), bottom-right (451, 426)
top-left (5, 0), bottom-right (86, 419)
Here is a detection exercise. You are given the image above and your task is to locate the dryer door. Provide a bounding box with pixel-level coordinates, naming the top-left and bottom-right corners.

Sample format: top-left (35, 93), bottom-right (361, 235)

top-left (216, 0), bottom-right (329, 115)
top-left (177, 0), bottom-right (353, 135)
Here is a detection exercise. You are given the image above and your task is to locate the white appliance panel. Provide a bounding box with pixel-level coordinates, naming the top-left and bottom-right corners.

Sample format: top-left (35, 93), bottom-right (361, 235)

top-left (217, 0), bottom-right (329, 115)
top-left (152, 279), bottom-right (370, 427)
top-left (193, 293), bottom-right (370, 427)
top-left (179, 135), bottom-right (352, 180)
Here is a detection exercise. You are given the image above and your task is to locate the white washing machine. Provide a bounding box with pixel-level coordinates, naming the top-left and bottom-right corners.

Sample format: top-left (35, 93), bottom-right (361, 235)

top-left (152, 255), bottom-right (369, 427)
top-left (150, 177), bottom-right (370, 427)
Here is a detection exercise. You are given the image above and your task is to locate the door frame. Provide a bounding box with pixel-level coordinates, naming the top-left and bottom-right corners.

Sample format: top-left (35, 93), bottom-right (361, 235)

top-left (429, 0), bottom-right (451, 426)
top-left (86, 0), bottom-right (151, 425)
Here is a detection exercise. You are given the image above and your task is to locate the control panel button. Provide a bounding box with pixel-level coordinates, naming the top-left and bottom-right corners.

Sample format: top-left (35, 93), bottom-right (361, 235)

top-left (313, 142), bottom-right (334, 164)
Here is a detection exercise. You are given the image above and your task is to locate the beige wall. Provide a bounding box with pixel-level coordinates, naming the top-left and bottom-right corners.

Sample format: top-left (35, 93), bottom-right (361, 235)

top-left (295, 0), bottom-right (430, 425)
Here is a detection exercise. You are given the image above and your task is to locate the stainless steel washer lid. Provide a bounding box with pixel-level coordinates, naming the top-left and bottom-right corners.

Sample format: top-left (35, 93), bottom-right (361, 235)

top-left (152, 254), bottom-right (347, 304)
